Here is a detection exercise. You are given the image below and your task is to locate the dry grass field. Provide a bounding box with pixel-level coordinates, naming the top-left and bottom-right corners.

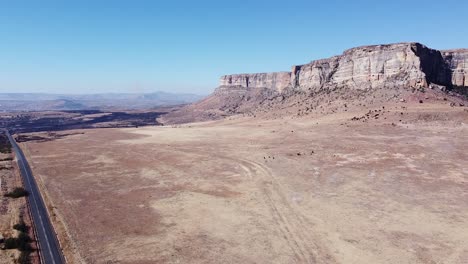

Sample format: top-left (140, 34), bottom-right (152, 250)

top-left (19, 103), bottom-right (468, 263)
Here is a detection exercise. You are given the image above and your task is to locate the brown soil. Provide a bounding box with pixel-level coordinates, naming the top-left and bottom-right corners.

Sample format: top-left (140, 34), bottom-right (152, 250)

top-left (20, 102), bottom-right (468, 263)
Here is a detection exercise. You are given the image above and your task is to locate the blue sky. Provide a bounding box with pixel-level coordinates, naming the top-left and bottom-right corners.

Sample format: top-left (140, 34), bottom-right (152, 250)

top-left (0, 0), bottom-right (467, 95)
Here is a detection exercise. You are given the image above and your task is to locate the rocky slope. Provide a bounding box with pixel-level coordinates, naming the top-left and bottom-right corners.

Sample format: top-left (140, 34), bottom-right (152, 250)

top-left (162, 42), bottom-right (467, 124)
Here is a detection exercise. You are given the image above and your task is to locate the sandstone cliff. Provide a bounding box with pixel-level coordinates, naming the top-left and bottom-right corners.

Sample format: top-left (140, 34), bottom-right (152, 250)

top-left (292, 43), bottom-right (452, 91)
top-left (218, 72), bottom-right (291, 93)
top-left (162, 42), bottom-right (467, 124)
top-left (219, 42), bottom-right (466, 93)
top-left (442, 49), bottom-right (468, 87)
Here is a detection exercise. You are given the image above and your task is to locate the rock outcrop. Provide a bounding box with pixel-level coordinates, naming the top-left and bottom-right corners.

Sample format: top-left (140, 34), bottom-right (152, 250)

top-left (442, 49), bottom-right (468, 87)
top-left (218, 72), bottom-right (291, 93)
top-left (219, 42), bottom-right (466, 94)
top-left (163, 42), bottom-right (467, 124)
top-left (292, 43), bottom-right (452, 91)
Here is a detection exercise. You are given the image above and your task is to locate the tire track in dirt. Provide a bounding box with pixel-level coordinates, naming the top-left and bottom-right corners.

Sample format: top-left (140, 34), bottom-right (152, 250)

top-left (239, 162), bottom-right (306, 262)
top-left (239, 158), bottom-right (320, 263)
top-left (163, 147), bottom-right (324, 263)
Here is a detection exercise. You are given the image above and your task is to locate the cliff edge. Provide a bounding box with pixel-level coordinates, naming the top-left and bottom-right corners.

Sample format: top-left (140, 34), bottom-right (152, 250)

top-left (219, 42), bottom-right (466, 93)
top-left (162, 42), bottom-right (467, 124)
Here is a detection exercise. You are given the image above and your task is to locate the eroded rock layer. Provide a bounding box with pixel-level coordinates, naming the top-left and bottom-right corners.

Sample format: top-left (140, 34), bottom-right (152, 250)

top-left (442, 49), bottom-right (468, 87)
top-left (162, 42), bottom-right (467, 124)
top-left (220, 42), bottom-right (466, 93)
top-left (219, 72), bottom-right (291, 93)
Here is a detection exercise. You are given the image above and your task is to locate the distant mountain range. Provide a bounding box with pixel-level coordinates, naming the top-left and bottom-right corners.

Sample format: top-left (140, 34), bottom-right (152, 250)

top-left (0, 92), bottom-right (205, 111)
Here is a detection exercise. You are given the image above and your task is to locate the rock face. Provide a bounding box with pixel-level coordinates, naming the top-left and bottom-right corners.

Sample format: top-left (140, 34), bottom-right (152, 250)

top-left (219, 72), bottom-right (291, 93)
top-left (442, 49), bottom-right (468, 87)
top-left (219, 42), bottom-right (466, 93)
top-left (163, 42), bottom-right (467, 124)
top-left (292, 43), bottom-right (451, 91)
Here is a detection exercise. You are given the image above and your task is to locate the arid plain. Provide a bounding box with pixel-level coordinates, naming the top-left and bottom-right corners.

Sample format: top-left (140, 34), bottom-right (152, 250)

top-left (17, 102), bottom-right (468, 264)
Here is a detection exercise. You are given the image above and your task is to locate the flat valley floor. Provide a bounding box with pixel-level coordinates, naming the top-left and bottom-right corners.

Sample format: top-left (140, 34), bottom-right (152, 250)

top-left (20, 104), bottom-right (468, 263)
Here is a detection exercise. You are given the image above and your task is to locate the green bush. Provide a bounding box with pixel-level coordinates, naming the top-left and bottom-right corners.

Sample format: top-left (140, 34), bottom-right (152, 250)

top-left (4, 187), bottom-right (29, 198)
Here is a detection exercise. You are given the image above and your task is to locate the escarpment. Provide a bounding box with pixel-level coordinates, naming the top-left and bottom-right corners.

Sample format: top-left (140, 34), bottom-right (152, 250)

top-left (218, 72), bottom-right (292, 93)
top-left (219, 42), bottom-right (466, 94)
top-left (162, 42), bottom-right (467, 124)
top-left (442, 49), bottom-right (468, 89)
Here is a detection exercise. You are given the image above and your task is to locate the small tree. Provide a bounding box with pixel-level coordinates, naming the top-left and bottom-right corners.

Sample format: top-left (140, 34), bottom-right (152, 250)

top-left (13, 221), bottom-right (29, 233)
top-left (16, 232), bottom-right (32, 251)
top-left (4, 187), bottom-right (28, 198)
top-left (3, 237), bottom-right (19, 249)
top-left (4, 220), bottom-right (33, 263)
top-left (18, 251), bottom-right (31, 264)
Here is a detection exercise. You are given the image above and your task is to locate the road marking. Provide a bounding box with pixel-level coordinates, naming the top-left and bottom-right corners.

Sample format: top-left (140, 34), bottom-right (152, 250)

top-left (18, 157), bottom-right (56, 264)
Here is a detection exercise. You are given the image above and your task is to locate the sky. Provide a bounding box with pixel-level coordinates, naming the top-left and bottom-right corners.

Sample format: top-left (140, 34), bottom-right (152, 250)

top-left (0, 0), bottom-right (467, 95)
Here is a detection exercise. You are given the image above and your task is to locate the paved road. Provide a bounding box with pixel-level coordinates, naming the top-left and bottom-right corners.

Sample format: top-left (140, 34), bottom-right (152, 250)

top-left (6, 131), bottom-right (65, 264)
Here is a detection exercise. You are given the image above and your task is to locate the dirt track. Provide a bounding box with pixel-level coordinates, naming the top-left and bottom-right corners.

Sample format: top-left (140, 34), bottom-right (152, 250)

top-left (20, 103), bottom-right (468, 263)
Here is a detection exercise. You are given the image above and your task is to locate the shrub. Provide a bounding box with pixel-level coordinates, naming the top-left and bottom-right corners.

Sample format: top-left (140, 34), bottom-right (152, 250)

top-left (18, 251), bottom-right (31, 264)
top-left (3, 233), bottom-right (32, 251)
top-left (4, 187), bottom-right (28, 198)
top-left (4, 233), bottom-right (33, 264)
top-left (13, 222), bottom-right (29, 233)
top-left (16, 232), bottom-right (32, 252)
top-left (0, 145), bottom-right (11, 154)
top-left (3, 237), bottom-right (19, 249)
top-left (0, 134), bottom-right (12, 154)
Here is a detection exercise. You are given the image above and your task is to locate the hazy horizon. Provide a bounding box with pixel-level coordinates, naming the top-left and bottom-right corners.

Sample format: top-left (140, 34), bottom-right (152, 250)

top-left (1, 0), bottom-right (467, 95)
top-left (0, 91), bottom-right (207, 96)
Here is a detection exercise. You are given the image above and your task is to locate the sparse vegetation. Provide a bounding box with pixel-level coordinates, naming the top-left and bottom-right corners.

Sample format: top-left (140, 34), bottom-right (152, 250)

top-left (4, 187), bottom-right (29, 198)
top-left (3, 232), bottom-right (31, 251)
top-left (0, 133), bottom-right (12, 153)
top-left (3, 219), bottom-right (33, 264)
top-left (1, 110), bottom-right (164, 134)
top-left (18, 250), bottom-right (32, 264)
top-left (13, 221), bottom-right (30, 233)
